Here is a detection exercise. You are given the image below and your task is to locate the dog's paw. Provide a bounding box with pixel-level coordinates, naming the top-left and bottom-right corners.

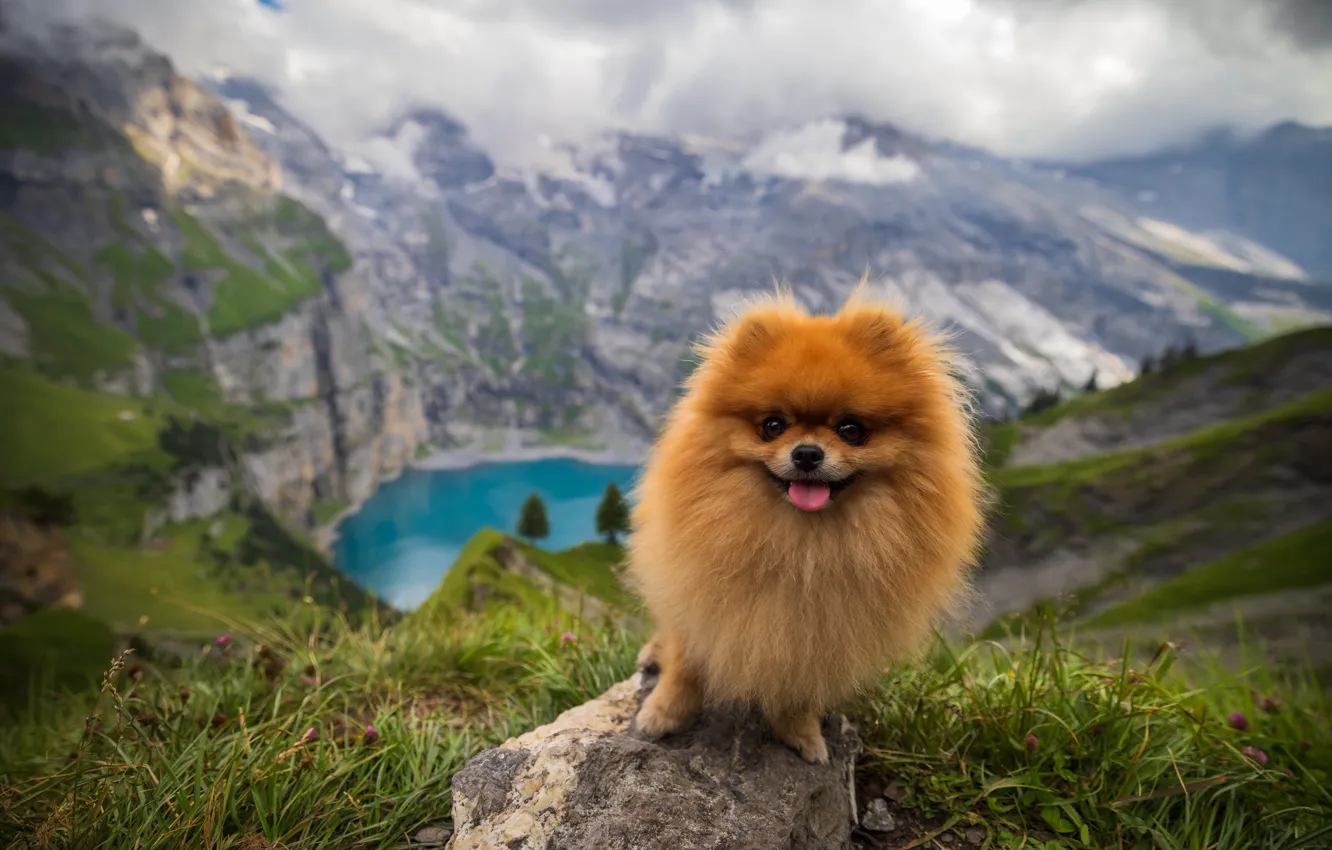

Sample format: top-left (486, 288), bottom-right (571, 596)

top-left (634, 689), bottom-right (688, 738)
top-left (635, 636), bottom-right (660, 672)
top-left (772, 715), bottom-right (830, 764)
top-left (782, 728), bottom-right (830, 764)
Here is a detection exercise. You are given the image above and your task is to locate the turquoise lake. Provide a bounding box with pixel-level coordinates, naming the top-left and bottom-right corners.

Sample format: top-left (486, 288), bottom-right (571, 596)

top-left (333, 459), bottom-right (640, 609)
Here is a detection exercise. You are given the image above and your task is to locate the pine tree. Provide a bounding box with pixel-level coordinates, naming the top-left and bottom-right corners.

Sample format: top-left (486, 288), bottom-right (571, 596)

top-left (1140, 355), bottom-right (1155, 376)
top-left (1160, 345), bottom-right (1179, 371)
top-left (516, 493), bottom-right (550, 543)
top-left (595, 483), bottom-right (631, 545)
top-left (1083, 369), bottom-right (1099, 394)
top-left (1022, 387), bottom-right (1062, 418)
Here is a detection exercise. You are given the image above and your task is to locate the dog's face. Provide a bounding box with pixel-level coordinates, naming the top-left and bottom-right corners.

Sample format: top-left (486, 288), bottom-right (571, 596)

top-left (686, 299), bottom-right (959, 514)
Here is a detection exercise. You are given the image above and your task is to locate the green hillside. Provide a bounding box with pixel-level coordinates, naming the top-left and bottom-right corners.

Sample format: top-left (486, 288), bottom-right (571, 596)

top-left (0, 82), bottom-right (390, 671)
top-left (978, 326), bottom-right (1332, 668)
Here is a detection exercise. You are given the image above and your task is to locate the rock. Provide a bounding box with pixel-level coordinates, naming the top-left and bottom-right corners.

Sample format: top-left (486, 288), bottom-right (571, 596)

top-left (0, 512), bottom-right (82, 627)
top-left (166, 467), bottom-right (232, 524)
top-left (859, 799), bottom-right (896, 834)
top-left (446, 672), bottom-right (861, 850)
top-left (964, 827), bottom-right (986, 846)
top-left (414, 826), bottom-right (453, 846)
top-left (881, 780), bottom-right (908, 803)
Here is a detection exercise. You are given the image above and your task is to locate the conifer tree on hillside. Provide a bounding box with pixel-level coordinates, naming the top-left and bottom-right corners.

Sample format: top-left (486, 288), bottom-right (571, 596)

top-left (1140, 355), bottom-right (1155, 376)
top-left (1083, 369), bottom-right (1099, 394)
top-left (595, 483), bottom-right (631, 545)
top-left (517, 493), bottom-right (549, 543)
top-left (1022, 387), bottom-right (1062, 418)
top-left (1160, 345), bottom-right (1180, 371)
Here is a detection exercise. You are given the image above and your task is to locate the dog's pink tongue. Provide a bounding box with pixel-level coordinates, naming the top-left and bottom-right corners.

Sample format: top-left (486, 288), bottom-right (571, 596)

top-left (787, 481), bottom-right (831, 512)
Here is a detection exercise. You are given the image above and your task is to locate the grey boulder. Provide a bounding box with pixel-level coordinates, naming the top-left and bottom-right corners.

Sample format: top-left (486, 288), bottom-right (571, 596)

top-left (446, 672), bottom-right (862, 849)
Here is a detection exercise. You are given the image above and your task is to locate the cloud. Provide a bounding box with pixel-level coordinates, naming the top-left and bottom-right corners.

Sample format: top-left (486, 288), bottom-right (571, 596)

top-left (8, 0), bottom-right (1332, 166)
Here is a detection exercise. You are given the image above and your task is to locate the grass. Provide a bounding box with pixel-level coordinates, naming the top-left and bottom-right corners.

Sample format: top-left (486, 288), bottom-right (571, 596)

top-left (0, 597), bottom-right (636, 848)
top-left (0, 365), bottom-right (162, 488)
top-left (95, 242), bottom-right (202, 355)
top-left (0, 99), bottom-right (113, 155)
top-left (853, 621), bottom-right (1332, 848)
top-left (160, 369), bottom-right (225, 412)
top-left (475, 293), bottom-right (518, 376)
top-left (96, 244), bottom-right (174, 310)
top-left (0, 600), bottom-right (1326, 848)
top-left (310, 499), bottom-right (350, 526)
top-left (516, 539), bottom-right (633, 610)
top-left (418, 530), bottom-right (632, 618)
top-left (422, 529), bottom-right (554, 614)
top-left (995, 386), bottom-right (1332, 490)
top-left (208, 261), bottom-right (317, 338)
top-left (1086, 520), bottom-right (1332, 629)
top-left (2, 287), bottom-right (139, 383)
top-left (68, 523), bottom-right (295, 638)
top-left (0, 609), bottom-right (116, 711)
top-left (1018, 325), bottom-right (1332, 432)
top-left (519, 278), bottom-right (586, 388)
top-left (168, 208), bottom-right (327, 338)
top-left (1165, 273), bottom-right (1266, 343)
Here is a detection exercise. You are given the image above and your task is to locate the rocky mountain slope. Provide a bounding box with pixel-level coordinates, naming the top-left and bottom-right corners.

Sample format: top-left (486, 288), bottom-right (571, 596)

top-left (974, 326), bottom-right (1332, 672)
top-left (1060, 122), bottom-right (1332, 281)
top-left (0, 23), bottom-right (430, 631)
top-left (212, 77), bottom-right (1332, 439)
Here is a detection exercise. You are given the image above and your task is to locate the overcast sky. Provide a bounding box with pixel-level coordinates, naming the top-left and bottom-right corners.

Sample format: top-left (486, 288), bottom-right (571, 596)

top-left (11, 0), bottom-right (1332, 165)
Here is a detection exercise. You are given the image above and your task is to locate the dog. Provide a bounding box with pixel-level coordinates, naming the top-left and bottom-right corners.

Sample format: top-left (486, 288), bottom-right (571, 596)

top-left (625, 286), bottom-right (987, 763)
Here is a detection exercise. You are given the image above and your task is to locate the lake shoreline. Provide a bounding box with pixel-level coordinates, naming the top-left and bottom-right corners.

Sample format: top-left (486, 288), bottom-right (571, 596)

top-left (316, 433), bottom-right (646, 557)
top-left (412, 443), bottom-right (647, 472)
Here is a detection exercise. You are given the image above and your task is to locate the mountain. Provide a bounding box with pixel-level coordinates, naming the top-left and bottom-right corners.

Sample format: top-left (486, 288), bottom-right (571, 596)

top-left (0, 22), bottom-right (429, 631)
top-left (209, 76), bottom-right (1332, 438)
top-left (975, 326), bottom-right (1332, 674)
top-left (1058, 122), bottom-right (1332, 280)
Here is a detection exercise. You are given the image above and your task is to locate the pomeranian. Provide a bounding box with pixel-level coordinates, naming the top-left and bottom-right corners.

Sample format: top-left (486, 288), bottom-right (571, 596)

top-left (625, 287), bottom-right (987, 763)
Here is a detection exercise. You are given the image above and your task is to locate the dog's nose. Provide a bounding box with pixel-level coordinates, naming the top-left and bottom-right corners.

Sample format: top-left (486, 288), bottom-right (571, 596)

top-left (791, 444), bottom-right (824, 472)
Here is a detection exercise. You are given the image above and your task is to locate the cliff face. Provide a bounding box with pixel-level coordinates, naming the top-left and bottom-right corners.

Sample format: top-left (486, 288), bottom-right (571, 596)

top-left (0, 24), bottom-right (428, 558)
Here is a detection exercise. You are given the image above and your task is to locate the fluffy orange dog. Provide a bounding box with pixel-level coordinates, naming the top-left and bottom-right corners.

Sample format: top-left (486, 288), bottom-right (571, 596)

top-left (625, 288), bottom-right (987, 763)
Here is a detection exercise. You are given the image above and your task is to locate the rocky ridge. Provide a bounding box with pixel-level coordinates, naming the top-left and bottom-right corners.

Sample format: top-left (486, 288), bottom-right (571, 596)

top-left (214, 82), bottom-right (1332, 442)
top-left (0, 24), bottom-right (431, 526)
top-left (973, 327), bottom-right (1332, 670)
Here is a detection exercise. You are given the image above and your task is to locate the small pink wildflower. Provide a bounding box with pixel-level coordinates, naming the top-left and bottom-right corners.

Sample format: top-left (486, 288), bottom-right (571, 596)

top-left (1258, 695), bottom-right (1283, 714)
top-left (1241, 746), bottom-right (1268, 766)
top-left (215, 634), bottom-right (232, 649)
top-left (560, 631), bottom-right (577, 646)
top-left (1229, 712), bottom-right (1250, 732)
top-left (1025, 734), bottom-right (1039, 750)
top-left (300, 677), bottom-right (318, 687)
top-left (363, 725), bottom-right (380, 745)
top-left (300, 726), bottom-right (319, 744)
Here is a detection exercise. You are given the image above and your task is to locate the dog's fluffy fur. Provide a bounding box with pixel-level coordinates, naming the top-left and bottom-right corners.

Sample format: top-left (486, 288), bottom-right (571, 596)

top-left (625, 288), bottom-right (987, 763)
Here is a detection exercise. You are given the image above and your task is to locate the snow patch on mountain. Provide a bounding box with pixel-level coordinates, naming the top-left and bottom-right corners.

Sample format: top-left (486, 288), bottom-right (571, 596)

top-left (954, 280), bottom-right (1135, 389)
top-left (221, 97), bottom-right (277, 136)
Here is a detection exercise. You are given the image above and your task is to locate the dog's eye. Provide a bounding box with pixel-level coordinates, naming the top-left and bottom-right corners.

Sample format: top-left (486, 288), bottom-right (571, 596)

top-left (836, 419), bottom-right (867, 446)
top-left (760, 416), bottom-right (787, 441)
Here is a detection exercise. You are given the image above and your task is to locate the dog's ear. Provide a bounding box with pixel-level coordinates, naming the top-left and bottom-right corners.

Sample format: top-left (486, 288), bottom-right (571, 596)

top-left (725, 306), bottom-right (783, 361)
top-left (842, 306), bottom-right (903, 356)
